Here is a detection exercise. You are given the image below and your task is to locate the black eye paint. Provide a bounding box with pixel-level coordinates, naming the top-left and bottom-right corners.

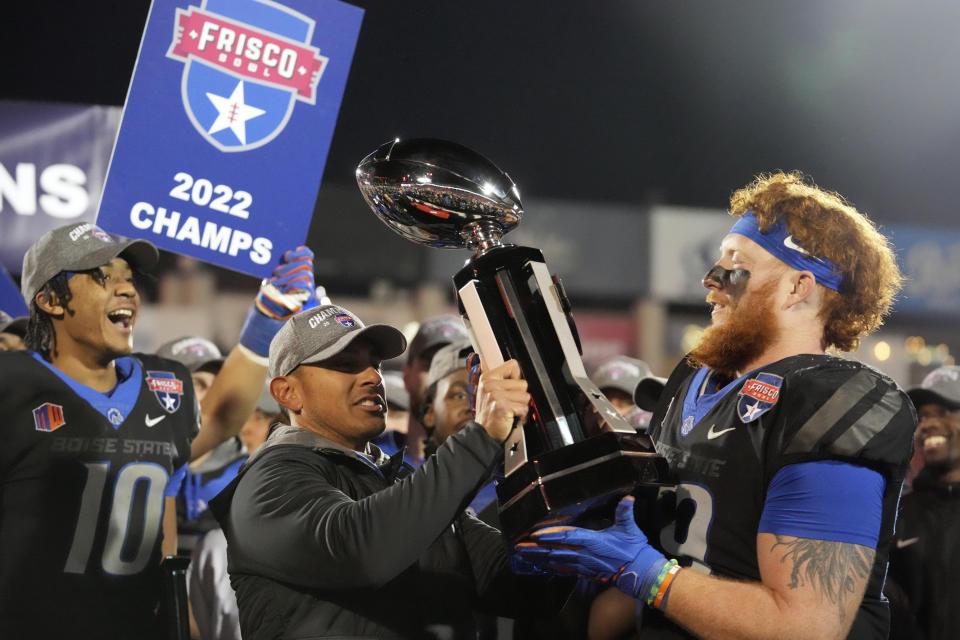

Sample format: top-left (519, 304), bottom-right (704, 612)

top-left (703, 265), bottom-right (751, 298)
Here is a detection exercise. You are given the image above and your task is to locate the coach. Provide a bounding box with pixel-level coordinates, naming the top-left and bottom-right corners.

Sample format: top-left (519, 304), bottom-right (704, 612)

top-left (211, 304), bottom-right (565, 638)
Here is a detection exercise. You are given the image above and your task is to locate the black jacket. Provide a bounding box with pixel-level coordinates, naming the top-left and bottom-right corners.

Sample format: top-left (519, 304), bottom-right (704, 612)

top-left (886, 471), bottom-right (960, 640)
top-left (210, 422), bottom-right (564, 639)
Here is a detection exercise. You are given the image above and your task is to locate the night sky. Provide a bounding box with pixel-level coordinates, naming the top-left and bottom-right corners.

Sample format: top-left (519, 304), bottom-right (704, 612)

top-left (4, 0), bottom-right (960, 231)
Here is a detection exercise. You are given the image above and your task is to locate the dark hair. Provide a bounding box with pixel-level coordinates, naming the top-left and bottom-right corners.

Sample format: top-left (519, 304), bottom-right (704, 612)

top-left (419, 380), bottom-right (440, 457)
top-left (25, 272), bottom-right (77, 361)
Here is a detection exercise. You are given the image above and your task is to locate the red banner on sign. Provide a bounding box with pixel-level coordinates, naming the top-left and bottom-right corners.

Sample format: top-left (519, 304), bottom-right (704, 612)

top-left (169, 7), bottom-right (327, 102)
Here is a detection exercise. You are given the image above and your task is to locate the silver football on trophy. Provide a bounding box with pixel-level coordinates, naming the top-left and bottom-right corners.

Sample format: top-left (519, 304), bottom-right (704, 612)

top-left (355, 138), bottom-right (522, 253)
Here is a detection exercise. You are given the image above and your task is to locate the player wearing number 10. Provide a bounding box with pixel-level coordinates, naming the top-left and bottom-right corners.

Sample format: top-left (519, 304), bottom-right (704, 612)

top-left (0, 223), bottom-right (198, 638)
top-left (516, 173), bottom-right (917, 639)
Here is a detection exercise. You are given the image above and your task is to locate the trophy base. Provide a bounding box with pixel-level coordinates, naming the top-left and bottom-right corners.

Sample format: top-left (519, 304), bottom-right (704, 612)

top-left (496, 431), bottom-right (669, 541)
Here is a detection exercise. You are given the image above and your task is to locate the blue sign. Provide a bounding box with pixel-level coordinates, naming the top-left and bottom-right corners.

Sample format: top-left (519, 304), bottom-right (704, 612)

top-left (97, 0), bottom-right (363, 277)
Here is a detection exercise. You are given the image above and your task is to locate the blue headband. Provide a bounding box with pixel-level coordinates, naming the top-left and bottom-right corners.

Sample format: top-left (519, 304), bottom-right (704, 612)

top-left (729, 211), bottom-right (843, 291)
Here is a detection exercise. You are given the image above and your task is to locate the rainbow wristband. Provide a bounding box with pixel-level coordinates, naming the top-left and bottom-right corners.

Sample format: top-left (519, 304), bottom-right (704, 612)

top-left (653, 563), bottom-right (681, 610)
top-left (645, 558), bottom-right (679, 607)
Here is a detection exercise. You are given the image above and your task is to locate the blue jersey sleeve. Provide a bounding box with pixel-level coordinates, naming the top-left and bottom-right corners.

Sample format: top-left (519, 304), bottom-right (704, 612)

top-left (165, 461), bottom-right (189, 498)
top-left (758, 460), bottom-right (885, 547)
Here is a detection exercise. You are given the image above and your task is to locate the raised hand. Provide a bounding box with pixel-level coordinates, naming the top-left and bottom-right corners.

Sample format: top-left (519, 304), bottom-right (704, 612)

top-left (254, 246), bottom-right (315, 320)
top-left (240, 246), bottom-right (316, 358)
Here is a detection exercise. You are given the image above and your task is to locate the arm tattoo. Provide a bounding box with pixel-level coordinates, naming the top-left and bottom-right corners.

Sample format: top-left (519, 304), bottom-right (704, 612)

top-left (770, 536), bottom-right (873, 618)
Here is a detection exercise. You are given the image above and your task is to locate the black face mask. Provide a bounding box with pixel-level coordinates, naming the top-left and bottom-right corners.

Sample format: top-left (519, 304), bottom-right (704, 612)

top-left (703, 265), bottom-right (751, 298)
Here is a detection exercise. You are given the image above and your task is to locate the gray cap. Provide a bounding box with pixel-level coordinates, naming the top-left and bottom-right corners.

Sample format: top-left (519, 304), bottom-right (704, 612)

top-left (21, 222), bottom-right (158, 303)
top-left (269, 304), bottom-right (407, 378)
top-left (0, 311), bottom-right (28, 338)
top-left (407, 314), bottom-right (469, 363)
top-left (426, 340), bottom-right (474, 390)
top-left (156, 336), bottom-right (224, 373)
top-left (908, 365), bottom-right (960, 412)
top-left (592, 356), bottom-right (653, 396)
top-left (382, 370), bottom-right (409, 411)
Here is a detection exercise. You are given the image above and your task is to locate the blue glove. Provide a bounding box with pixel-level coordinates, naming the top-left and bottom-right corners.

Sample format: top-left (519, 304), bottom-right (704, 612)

top-left (240, 246), bottom-right (317, 358)
top-left (508, 552), bottom-right (549, 576)
top-left (254, 246), bottom-right (316, 320)
top-left (514, 496), bottom-right (669, 600)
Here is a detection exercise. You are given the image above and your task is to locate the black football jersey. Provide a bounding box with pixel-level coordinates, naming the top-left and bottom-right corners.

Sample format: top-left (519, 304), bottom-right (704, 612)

top-left (0, 350), bottom-right (198, 638)
top-left (647, 354), bottom-right (916, 639)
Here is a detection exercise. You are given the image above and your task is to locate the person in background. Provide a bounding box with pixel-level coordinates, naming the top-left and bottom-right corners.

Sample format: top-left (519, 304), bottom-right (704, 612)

top-left (420, 340), bottom-right (496, 515)
top-left (886, 365), bottom-right (960, 640)
top-left (0, 311), bottom-right (27, 351)
top-left (157, 336), bottom-right (224, 404)
top-left (591, 355), bottom-right (662, 433)
top-left (402, 314), bottom-right (469, 463)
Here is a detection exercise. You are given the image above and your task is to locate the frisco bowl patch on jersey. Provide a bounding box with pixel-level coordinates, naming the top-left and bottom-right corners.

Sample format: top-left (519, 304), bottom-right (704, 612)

top-left (167, 0), bottom-right (328, 151)
top-left (147, 371), bottom-right (185, 413)
top-left (737, 372), bottom-right (783, 423)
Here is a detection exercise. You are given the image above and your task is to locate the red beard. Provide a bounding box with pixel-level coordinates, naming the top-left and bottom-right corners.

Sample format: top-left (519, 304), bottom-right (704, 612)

top-left (688, 278), bottom-right (779, 379)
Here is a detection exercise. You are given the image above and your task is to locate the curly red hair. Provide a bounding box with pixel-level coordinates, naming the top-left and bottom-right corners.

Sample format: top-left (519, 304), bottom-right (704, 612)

top-left (728, 171), bottom-right (902, 352)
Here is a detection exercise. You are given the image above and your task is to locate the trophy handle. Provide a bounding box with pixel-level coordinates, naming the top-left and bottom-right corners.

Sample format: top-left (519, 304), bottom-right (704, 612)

top-left (458, 280), bottom-right (505, 369)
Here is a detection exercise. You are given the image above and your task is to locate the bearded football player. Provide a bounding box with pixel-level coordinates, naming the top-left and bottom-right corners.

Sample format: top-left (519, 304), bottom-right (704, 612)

top-left (516, 172), bottom-right (916, 640)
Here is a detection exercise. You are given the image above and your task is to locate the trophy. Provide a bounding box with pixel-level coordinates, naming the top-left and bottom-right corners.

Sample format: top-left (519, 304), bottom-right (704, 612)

top-left (356, 138), bottom-right (668, 540)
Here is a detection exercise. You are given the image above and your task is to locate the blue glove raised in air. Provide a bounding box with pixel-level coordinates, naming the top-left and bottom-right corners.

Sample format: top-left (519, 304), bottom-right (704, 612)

top-left (254, 246), bottom-right (316, 320)
top-left (239, 246), bottom-right (317, 357)
top-left (513, 496), bottom-right (670, 600)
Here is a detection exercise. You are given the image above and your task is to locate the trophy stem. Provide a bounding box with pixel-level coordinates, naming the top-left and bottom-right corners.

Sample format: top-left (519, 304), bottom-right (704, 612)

top-left (460, 221), bottom-right (505, 255)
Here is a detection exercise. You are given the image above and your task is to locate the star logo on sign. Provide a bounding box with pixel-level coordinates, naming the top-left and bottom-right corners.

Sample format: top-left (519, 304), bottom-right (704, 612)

top-left (162, 395), bottom-right (178, 411)
top-left (743, 401), bottom-right (763, 421)
top-left (206, 81), bottom-right (265, 145)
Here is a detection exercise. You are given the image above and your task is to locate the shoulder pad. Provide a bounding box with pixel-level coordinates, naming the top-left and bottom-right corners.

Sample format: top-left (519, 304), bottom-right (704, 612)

top-left (770, 356), bottom-right (915, 474)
